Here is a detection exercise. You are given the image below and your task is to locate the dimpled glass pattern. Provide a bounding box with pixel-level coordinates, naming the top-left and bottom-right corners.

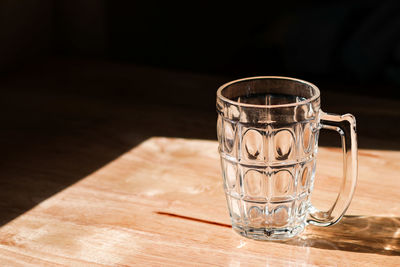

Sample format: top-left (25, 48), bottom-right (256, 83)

top-left (217, 76), bottom-right (358, 240)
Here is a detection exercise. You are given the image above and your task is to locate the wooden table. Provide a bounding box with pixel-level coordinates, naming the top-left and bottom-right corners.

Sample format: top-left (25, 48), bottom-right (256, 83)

top-left (0, 137), bottom-right (399, 266)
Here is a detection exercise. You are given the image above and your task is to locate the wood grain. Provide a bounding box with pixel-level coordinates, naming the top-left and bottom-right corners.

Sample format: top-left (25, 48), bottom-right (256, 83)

top-left (0, 137), bottom-right (399, 266)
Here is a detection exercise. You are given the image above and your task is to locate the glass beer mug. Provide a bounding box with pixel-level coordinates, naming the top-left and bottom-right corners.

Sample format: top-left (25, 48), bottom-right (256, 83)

top-left (216, 76), bottom-right (357, 240)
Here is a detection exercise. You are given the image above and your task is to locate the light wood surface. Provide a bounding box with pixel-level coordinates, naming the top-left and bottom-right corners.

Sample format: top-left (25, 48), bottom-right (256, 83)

top-left (0, 137), bottom-right (399, 266)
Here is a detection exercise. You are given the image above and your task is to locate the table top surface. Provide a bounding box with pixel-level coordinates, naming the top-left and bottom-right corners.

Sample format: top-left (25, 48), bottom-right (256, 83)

top-left (0, 137), bottom-right (399, 266)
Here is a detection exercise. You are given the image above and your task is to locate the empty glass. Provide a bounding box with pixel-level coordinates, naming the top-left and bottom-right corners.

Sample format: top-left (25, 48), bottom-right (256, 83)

top-left (216, 76), bottom-right (357, 240)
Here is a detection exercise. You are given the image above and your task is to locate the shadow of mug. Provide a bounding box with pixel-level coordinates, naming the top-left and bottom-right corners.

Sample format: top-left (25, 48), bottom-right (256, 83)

top-left (281, 215), bottom-right (400, 256)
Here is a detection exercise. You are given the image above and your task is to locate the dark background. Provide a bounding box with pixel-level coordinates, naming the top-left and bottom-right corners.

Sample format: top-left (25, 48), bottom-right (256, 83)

top-left (2, 1), bottom-right (400, 93)
top-left (0, 1), bottom-right (399, 225)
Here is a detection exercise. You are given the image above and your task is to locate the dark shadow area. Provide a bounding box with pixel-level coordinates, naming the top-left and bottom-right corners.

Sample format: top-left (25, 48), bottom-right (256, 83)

top-left (0, 59), bottom-right (223, 226)
top-left (283, 215), bottom-right (400, 256)
top-left (0, 1), bottom-right (399, 229)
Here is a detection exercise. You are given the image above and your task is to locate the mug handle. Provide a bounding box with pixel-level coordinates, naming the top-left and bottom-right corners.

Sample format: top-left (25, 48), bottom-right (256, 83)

top-left (307, 112), bottom-right (358, 227)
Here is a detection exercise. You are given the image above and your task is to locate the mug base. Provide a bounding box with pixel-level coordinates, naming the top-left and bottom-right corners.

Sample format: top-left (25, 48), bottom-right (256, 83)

top-left (232, 223), bottom-right (305, 241)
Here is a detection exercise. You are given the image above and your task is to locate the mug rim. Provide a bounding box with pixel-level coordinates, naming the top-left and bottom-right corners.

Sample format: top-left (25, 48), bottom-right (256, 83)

top-left (217, 76), bottom-right (320, 108)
